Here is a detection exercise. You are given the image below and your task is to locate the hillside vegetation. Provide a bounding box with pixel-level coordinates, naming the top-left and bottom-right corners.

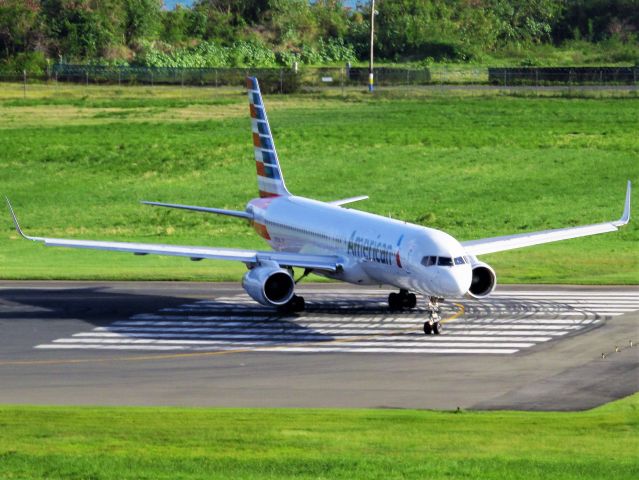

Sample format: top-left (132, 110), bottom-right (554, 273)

top-left (0, 84), bottom-right (636, 283)
top-left (1, 1), bottom-right (638, 72)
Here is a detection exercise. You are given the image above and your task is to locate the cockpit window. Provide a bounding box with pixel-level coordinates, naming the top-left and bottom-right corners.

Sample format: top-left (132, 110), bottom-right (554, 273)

top-left (454, 256), bottom-right (466, 265)
top-left (437, 256), bottom-right (453, 267)
top-left (421, 255), bottom-right (437, 267)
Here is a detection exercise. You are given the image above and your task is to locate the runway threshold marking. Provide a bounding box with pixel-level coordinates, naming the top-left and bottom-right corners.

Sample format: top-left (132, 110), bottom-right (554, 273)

top-left (303, 303), bottom-right (466, 348)
top-left (0, 301), bottom-right (466, 367)
top-left (15, 289), bottom-right (639, 359)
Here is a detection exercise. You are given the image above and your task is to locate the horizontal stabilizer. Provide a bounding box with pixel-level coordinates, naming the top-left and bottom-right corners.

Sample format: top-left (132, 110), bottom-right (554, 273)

top-left (328, 195), bottom-right (369, 207)
top-left (141, 201), bottom-right (253, 220)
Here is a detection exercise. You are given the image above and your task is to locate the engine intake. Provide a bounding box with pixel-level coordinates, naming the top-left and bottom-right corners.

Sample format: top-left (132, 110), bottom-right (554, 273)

top-left (242, 265), bottom-right (295, 307)
top-left (467, 261), bottom-right (497, 298)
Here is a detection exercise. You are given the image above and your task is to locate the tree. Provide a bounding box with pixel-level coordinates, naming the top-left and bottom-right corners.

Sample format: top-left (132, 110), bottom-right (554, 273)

top-left (489, 0), bottom-right (565, 45)
top-left (123, 0), bottom-right (161, 45)
top-left (160, 5), bottom-right (190, 44)
top-left (556, 0), bottom-right (639, 42)
top-left (312, 0), bottom-right (350, 39)
top-left (269, 0), bottom-right (318, 46)
top-left (192, 0), bottom-right (269, 25)
top-left (0, 0), bottom-right (41, 59)
top-left (40, 0), bottom-right (121, 60)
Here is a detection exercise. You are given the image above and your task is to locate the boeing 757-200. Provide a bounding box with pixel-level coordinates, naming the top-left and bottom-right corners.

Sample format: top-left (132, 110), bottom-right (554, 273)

top-left (6, 77), bottom-right (631, 335)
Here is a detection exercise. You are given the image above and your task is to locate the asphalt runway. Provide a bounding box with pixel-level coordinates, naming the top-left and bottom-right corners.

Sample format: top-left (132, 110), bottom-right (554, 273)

top-left (0, 281), bottom-right (637, 410)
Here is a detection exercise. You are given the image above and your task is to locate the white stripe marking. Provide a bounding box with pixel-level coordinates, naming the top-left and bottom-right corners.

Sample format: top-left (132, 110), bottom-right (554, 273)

top-left (256, 347), bottom-right (519, 354)
top-left (69, 330), bottom-right (569, 340)
top-left (113, 318), bottom-right (597, 327)
top-left (35, 344), bottom-right (519, 354)
top-left (52, 338), bottom-right (535, 348)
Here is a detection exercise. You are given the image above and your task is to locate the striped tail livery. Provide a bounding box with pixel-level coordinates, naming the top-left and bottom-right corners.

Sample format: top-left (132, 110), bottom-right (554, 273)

top-left (246, 76), bottom-right (290, 198)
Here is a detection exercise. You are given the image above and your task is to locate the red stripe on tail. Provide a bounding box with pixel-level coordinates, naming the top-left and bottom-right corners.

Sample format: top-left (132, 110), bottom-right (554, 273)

top-left (259, 190), bottom-right (279, 198)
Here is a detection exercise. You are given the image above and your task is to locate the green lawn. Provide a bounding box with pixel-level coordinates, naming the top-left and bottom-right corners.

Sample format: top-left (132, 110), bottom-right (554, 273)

top-left (0, 394), bottom-right (637, 479)
top-left (0, 84), bottom-right (637, 283)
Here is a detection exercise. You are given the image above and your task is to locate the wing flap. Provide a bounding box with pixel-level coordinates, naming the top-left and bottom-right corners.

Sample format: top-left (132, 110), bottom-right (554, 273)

top-left (35, 237), bottom-right (340, 271)
top-left (38, 238), bottom-right (257, 262)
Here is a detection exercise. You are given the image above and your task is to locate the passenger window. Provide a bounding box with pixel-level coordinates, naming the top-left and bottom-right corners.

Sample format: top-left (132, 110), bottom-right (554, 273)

top-left (421, 255), bottom-right (436, 267)
top-left (438, 256), bottom-right (453, 267)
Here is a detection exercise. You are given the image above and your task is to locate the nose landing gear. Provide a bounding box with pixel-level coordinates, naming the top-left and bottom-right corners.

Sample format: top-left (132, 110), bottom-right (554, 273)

top-left (388, 289), bottom-right (417, 311)
top-left (423, 296), bottom-right (442, 335)
top-left (388, 291), bottom-right (443, 335)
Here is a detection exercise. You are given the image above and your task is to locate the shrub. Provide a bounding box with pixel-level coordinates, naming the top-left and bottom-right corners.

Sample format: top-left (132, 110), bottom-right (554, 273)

top-left (0, 51), bottom-right (47, 74)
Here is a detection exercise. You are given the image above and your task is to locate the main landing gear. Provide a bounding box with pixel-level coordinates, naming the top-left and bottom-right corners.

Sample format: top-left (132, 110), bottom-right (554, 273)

top-left (278, 268), bottom-right (310, 313)
top-left (388, 289), bottom-right (417, 311)
top-left (423, 296), bottom-right (442, 335)
top-left (279, 294), bottom-right (305, 313)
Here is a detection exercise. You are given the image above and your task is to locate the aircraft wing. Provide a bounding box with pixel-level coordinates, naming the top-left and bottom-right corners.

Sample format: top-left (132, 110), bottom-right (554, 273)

top-left (462, 181), bottom-right (631, 256)
top-left (6, 200), bottom-right (341, 272)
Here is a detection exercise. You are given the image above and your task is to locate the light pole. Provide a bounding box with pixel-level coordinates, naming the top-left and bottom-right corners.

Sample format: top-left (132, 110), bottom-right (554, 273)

top-left (369, 0), bottom-right (375, 92)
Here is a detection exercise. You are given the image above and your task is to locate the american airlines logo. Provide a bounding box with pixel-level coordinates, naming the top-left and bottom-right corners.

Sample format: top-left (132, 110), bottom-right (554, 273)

top-left (346, 231), bottom-right (395, 265)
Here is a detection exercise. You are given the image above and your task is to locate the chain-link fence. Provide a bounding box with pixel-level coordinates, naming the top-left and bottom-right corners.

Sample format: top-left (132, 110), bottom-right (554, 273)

top-left (0, 65), bottom-right (637, 96)
top-left (488, 67), bottom-right (639, 86)
top-left (45, 65), bottom-right (437, 90)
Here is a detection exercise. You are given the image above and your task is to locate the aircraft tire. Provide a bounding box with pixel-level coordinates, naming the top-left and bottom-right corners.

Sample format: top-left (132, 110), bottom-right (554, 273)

top-left (432, 321), bottom-right (441, 335)
top-left (423, 322), bottom-right (433, 335)
top-left (388, 292), bottom-right (401, 311)
top-left (406, 293), bottom-right (417, 309)
top-left (294, 295), bottom-right (305, 312)
top-left (279, 295), bottom-right (305, 313)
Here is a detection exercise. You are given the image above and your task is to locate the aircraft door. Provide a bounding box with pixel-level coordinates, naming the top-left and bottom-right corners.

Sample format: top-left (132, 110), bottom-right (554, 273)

top-left (404, 237), bottom-right (418, 275)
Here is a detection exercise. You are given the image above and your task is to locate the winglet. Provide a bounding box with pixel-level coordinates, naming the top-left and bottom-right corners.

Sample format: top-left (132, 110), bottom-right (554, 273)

top-left (5, 197), bottom-right (37, 241)
top-left (612, 180), bottom-right (631, 227)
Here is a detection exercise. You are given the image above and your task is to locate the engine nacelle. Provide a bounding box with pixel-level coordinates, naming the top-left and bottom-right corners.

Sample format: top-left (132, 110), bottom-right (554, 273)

top-left (242, 265), bottom-right (295, 307)
top-left (466, 261), bottom-right (497, 299)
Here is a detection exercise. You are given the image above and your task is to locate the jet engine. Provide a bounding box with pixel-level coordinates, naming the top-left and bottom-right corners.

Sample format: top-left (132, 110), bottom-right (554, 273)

top-left (242, 265), bottom-right (295, 307)
top-left (466, 260), bottom-right (497, 298)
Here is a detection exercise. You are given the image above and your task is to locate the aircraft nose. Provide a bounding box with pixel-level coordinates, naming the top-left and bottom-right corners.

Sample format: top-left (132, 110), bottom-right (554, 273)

top-left (438, 267), bottom-right (472, 297)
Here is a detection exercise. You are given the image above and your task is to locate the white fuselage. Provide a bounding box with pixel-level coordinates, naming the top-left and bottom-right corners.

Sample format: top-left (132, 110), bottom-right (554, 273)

top-left (248, 196), bottom-right (473, 298)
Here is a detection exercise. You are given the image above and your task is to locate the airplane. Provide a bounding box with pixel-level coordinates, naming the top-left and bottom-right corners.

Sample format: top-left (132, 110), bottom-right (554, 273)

top-left (5, 76), bottom-right (632, 335)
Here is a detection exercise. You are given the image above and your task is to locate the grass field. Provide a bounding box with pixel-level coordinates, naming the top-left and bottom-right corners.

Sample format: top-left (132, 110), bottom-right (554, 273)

top-left (0, 393), bottom-right (637, 479)
top-left (0, 83), bottom-right (637, 283)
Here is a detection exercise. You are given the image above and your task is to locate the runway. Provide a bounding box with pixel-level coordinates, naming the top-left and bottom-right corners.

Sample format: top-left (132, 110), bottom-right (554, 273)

top-left (33, 289), bottom-right (636, 355)
top-left (0, 281), bottom-right (637, 410)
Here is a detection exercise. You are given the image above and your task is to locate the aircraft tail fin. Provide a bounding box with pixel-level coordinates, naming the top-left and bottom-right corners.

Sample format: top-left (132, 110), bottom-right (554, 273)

top-left (246, 77), bottom-right (291, 198)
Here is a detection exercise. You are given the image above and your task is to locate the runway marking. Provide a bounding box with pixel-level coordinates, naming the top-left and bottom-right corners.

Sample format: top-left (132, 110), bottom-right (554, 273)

top-left (30, 289), bottom-right (639, 356)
